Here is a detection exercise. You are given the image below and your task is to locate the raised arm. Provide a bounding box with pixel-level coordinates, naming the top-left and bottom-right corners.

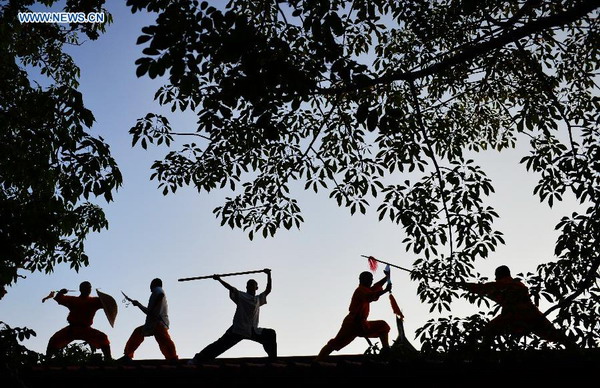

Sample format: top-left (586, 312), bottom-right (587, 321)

top-left (370, 268), bottom-right (392, 299)
top-left (263, 268), bottom-right (272, 296)
top-left (52, 288), bottom-right (70, 305)
top-left (214, 275), bottom-right (236, 293)
top-left (373, 267), bottom-right (391, 289)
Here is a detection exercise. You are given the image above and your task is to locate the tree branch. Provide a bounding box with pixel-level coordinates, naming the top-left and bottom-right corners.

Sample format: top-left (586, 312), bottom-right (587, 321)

top-left (319, 1), bottom-right (600, 95)
top-left (544, 255), bottom-right (600, 317)
top-left (171, 131), bottom-right (211, 141)
top-left (409, 80), bottom-right (455, 258)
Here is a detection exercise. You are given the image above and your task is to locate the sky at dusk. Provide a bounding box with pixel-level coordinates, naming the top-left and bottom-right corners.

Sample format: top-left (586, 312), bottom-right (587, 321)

top-left (0, 1), bottom-right (585, 360)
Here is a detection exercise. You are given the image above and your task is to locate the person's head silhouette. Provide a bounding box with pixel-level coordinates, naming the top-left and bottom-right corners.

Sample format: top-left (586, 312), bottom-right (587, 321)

top-left (79, 281), bottom-right (92, 296)
top-left (494, 265), bottom-right (511, 281)
top-left (359, 271), bottom-right (374, 287)
top-left (150, 278), bottom-right (162, 291)
top-left (246, 279), bottom-right (258, 295)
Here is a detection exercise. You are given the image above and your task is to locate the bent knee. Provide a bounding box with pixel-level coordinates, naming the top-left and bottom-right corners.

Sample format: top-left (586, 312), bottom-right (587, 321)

top-left (262, 328), bottom-right (276, 340)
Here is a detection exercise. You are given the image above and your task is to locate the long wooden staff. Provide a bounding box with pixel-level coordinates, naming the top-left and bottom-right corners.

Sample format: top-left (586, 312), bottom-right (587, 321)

top-left (178, 269), bottom-right (266, 282)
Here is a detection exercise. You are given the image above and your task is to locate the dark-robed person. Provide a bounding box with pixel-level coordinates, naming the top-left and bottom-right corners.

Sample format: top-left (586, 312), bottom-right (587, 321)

top-left (452, 265), bottom-right (576, 350)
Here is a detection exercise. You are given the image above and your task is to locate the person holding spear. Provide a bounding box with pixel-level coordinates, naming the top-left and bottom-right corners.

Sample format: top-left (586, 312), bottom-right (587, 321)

top-left (119, 278), bottom-right (178, 363)
top-left (315, 260), bottom-right (392, 361)
top-left (188, 268), bottom-right (276, 364)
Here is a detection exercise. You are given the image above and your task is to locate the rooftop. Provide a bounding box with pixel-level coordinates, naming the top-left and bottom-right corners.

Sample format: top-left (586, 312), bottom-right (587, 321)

top-left (18, 349), bottom-right (600, 388)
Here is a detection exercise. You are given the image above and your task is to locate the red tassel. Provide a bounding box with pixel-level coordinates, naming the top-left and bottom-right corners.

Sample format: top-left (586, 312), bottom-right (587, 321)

top-left (389, 294), bottom-right (404, 319)
top-left (368, 256), bottom-right (378, 272)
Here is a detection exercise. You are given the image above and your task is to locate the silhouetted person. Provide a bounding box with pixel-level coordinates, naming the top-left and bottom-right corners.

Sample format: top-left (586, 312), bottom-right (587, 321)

top-left (453, 265), bottom-right (576, 351)
top-left (316, 268), bottom-right (392, 361)
top-left (46, 281), bottom-right (112, 361)
top-left (190, 269), bottom-right (276, 364)
top-left (119, 278), bottom-right (178, 362)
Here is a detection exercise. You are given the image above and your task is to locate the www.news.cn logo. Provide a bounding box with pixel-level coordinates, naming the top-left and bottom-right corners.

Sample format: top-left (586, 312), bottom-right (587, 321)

top-left (18, 12), bottom-right (105, 24)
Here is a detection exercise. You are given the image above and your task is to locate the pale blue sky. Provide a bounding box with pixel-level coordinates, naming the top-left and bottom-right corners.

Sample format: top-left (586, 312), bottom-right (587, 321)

top-left (0, 1), bottom-right (583, 360)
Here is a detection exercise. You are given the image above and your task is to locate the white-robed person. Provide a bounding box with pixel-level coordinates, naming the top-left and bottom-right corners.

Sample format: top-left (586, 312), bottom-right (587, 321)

top-left (120, 278), bottom-right (178, 362)
top-left (190, 269), bottom-right (276, 363)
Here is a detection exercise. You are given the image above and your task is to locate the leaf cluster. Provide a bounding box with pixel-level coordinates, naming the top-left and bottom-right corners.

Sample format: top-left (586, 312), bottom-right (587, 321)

top-left (0, 0), bottom-right (122, 287)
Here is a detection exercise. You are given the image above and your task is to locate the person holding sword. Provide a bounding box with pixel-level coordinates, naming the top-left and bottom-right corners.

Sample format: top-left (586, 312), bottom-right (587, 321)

top-left (46, 281), bottom-right (112, 361)
top-left (119, 278), bottom-right (178, 362)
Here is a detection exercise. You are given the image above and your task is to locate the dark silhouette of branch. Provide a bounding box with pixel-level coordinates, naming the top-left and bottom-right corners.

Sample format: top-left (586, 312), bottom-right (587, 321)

top-left (319, 1), bottom-right (600, 95)
top-left (483, 0), bottom-right (540, 28)
top-left (409, 80), bottom-right (455, 258)
top-left (171, 132), bottom-right (211, 141)
top-left (544, 255), bottom-right (600, 317)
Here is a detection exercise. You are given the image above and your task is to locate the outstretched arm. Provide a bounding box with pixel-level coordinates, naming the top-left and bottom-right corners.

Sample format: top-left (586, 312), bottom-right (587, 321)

top-left (448, 281), bottom-right (497, 297)
top-left (131, 293), bottom-right (163, 319)
top-left (51, 288), bottom-right (70, 305)
top-left (132, 299), bottom-right (149, 315)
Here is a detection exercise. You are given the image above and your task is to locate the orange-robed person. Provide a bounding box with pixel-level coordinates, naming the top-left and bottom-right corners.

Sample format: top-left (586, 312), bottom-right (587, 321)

top-left (316, 266), bottom-right (392, 361)
top-left (46, 281), bottom-right (112, 360)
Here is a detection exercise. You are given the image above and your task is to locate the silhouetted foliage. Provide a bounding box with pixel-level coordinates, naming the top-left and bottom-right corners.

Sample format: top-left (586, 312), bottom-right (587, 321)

top-left (127, 0), bottom-right (599, 351)
top-left (0, 321), bottom-right (39, 365)
top-left (0, 0), bottom-right (122, 288)
top-left (0, 321), bottom-right (40, 387)
top-left (1, 321), bottom-right (99, 386)
top-left (46, 342), bottom-right (101, 365)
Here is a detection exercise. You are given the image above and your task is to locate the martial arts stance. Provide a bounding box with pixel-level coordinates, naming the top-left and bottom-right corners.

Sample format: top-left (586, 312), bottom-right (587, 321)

top-left (120, 278), bottom-right (178, 362)
top-left (46, 281), bottom-right (112, 361)
top-left (316, 268), bottom-right (392, 361)
top-left (453, 265), bottom-right (576, 350)
top-left (190, 268), bottom-right (276, 363)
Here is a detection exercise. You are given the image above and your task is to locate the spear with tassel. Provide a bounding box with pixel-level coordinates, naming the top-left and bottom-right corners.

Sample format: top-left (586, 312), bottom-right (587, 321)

top-left (362, 255), bottom-right (453, 286)
top-left (363, 255), bottom-right (413, 275)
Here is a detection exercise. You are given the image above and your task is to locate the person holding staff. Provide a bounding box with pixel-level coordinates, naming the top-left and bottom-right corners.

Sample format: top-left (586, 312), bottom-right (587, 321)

top-left (189, 268), bottom-right (276, 364)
